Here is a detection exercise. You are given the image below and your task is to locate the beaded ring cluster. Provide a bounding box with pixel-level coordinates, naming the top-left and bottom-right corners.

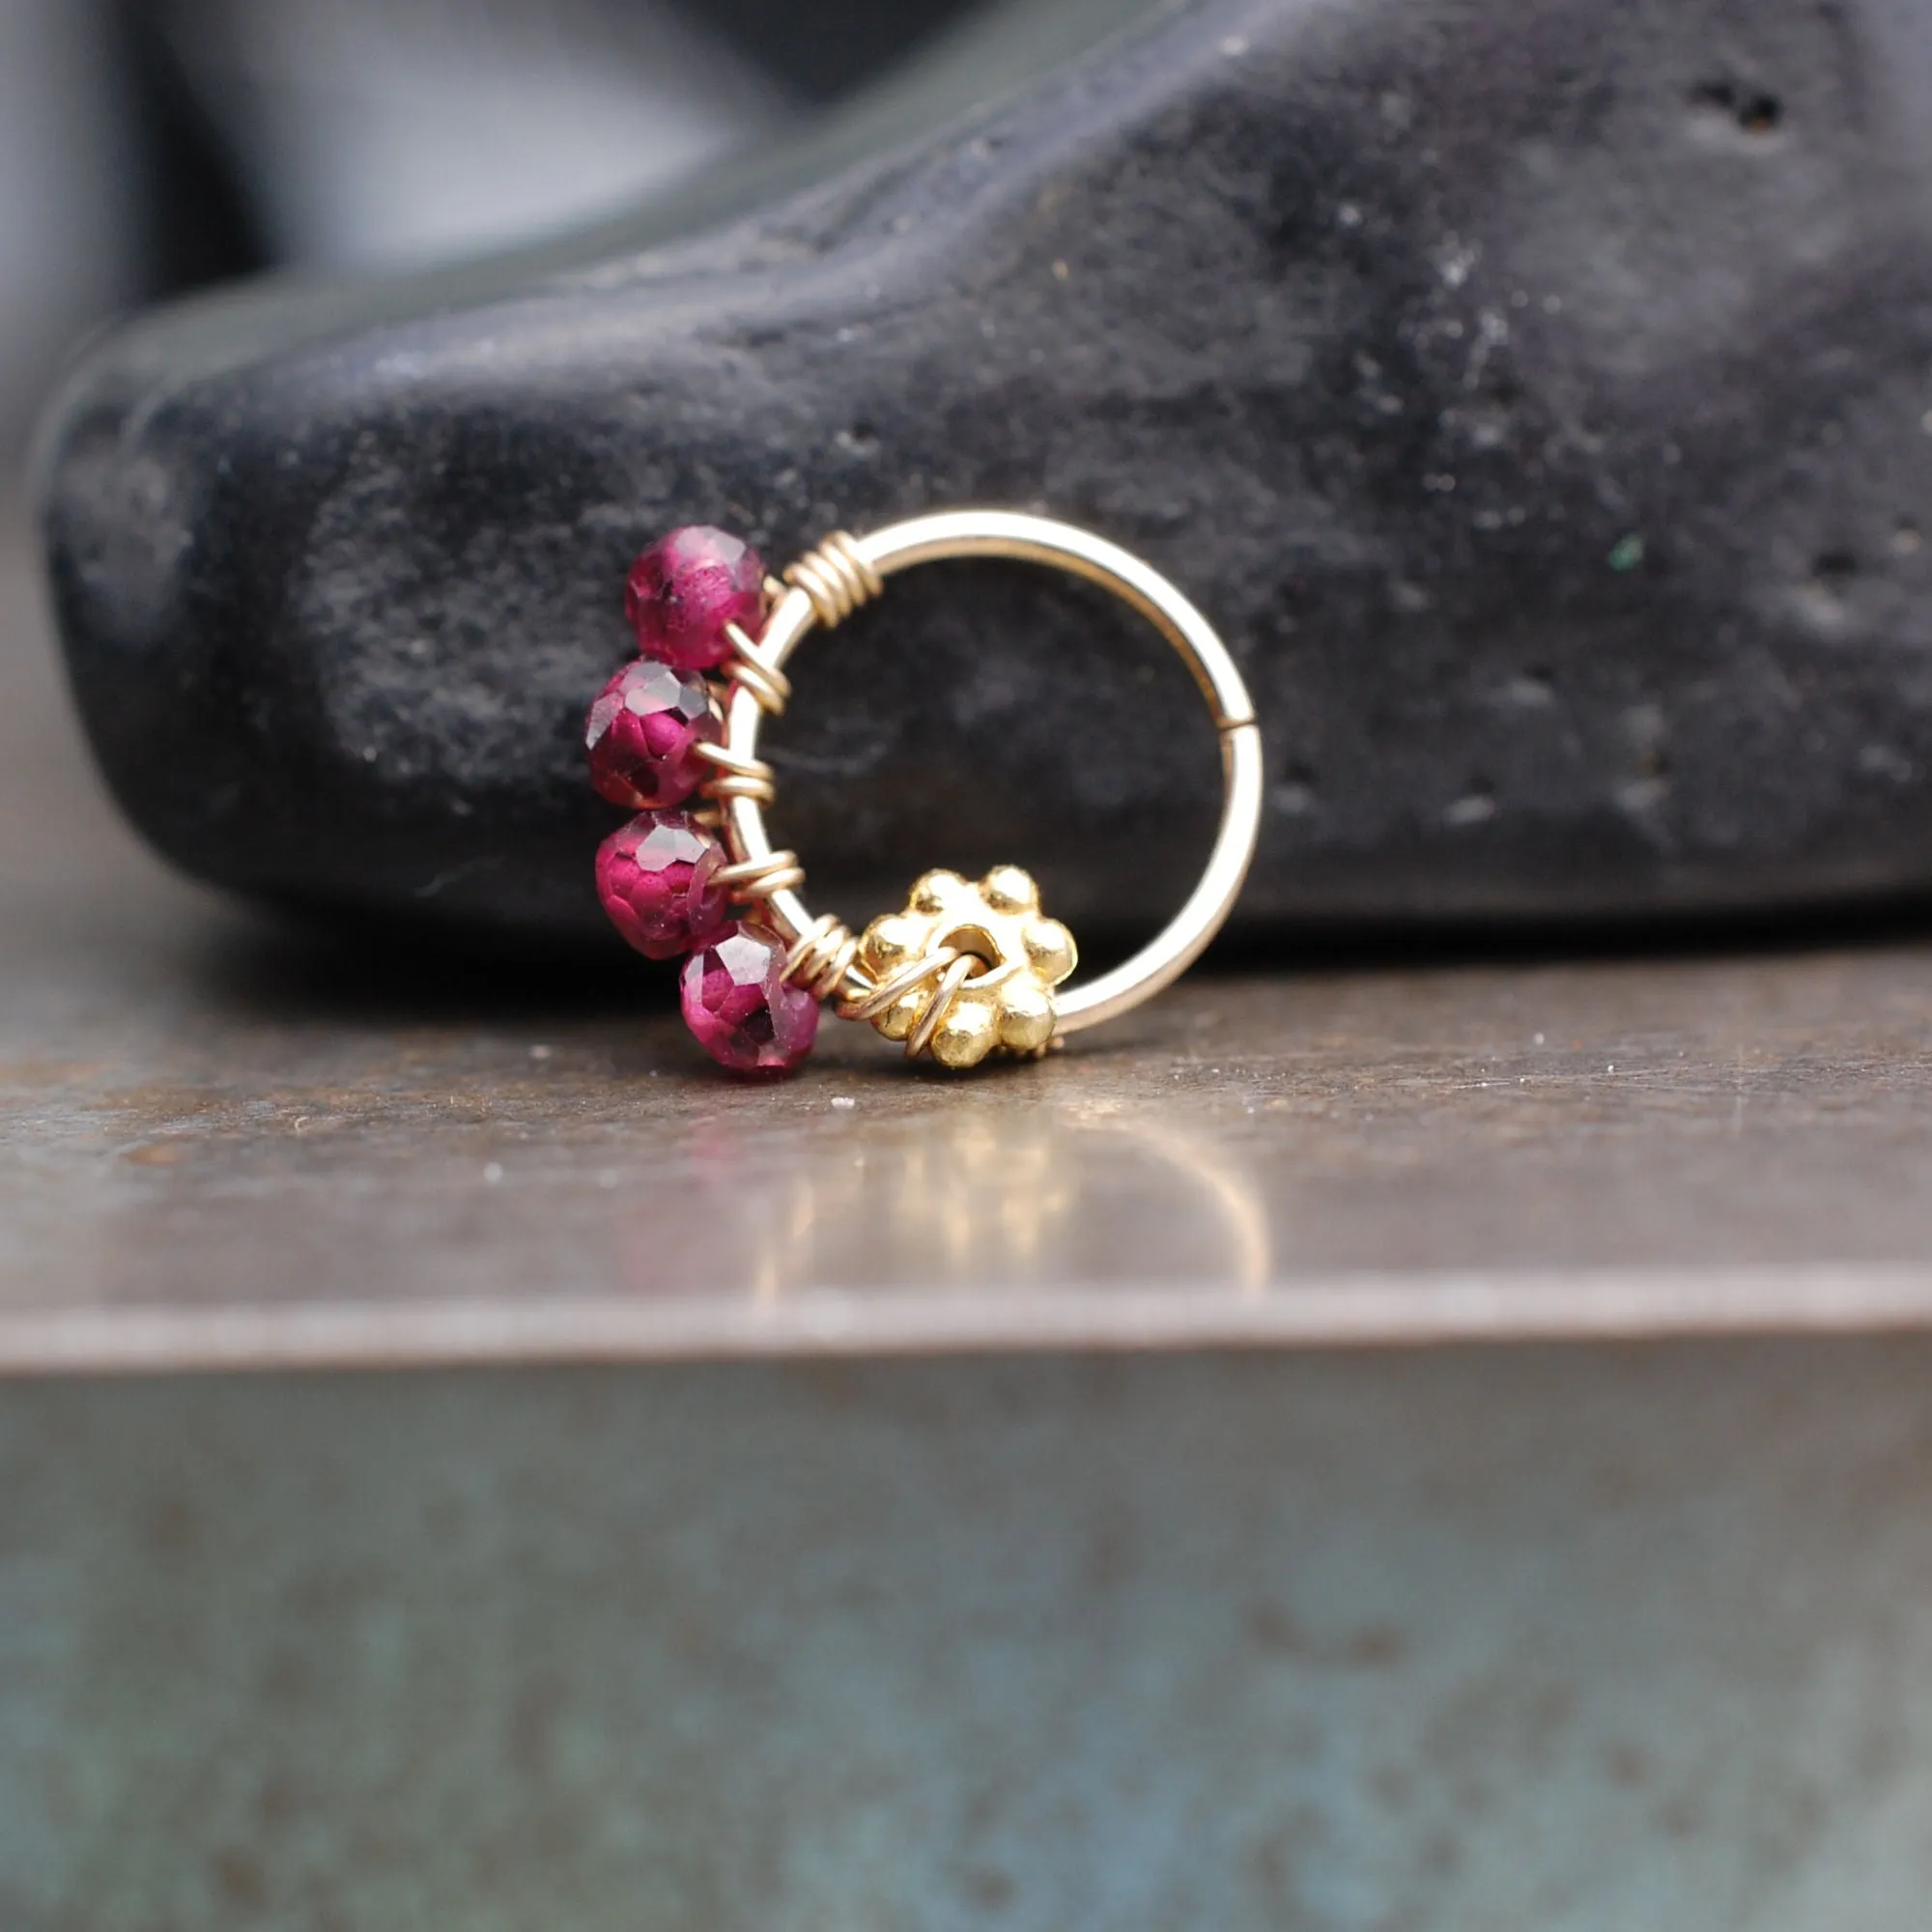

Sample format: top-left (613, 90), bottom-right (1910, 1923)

top-left (587, 526), bottom-right (819, 1076)
top-left (590, 512), bottom-right (1263, 1079)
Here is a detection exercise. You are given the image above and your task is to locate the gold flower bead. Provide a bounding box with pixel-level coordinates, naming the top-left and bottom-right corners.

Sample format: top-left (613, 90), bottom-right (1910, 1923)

top-left (856, 866), bottom-right (1079, 1066)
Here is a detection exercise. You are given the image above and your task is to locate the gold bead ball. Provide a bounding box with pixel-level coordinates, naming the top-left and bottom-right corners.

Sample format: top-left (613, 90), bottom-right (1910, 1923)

top-left (931, 998), bottom-right (1000, 1069)
top-left (861, 912), bottom-right (923, 973)
top-left (996, 978), bottom-right (1056, 1051)
top-left (878, 990), bottom-right (924, 1040)
top-left (1022, 917), bottom-right (1077, 984)
top-left (909, 869), bottom-right (968, 916)
top-left (980, 865), bottom-right (1039, 914)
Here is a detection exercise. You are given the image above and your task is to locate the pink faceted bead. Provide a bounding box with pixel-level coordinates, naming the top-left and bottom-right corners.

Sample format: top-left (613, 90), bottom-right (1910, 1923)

top-left (625, 526), bottom-right (766, 671)
top-left (595, 811), bottom-right (731, 961)
top-left (680, 922), bottom-right (820, 1075)
top-left (585, 659), bottom-right (719, 810)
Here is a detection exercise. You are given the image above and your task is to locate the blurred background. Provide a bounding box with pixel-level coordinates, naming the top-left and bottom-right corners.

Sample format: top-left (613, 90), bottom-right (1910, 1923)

top-left (0, 0), bottom-right (996, 461)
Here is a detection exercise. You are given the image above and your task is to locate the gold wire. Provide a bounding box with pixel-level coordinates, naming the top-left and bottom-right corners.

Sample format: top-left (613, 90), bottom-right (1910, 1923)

top-left (840, 945), bottom-right (961, 1024)
top-left (783, 916), bottom-right (864, 1003)
top-left (783, 530), bottom-right (883, 627)
top-left (713, 850), bottom-right (806, 898)
top-left (702, 774), bottom-right (778, 804)
top-left (905, 953), bottom-right (982, 1061)
top-left (711, 535), bottom-right (874, 973)
top-left (722, 622), bottom-right (791, 716)
top-left (693, 740), bottom-right (776, 805)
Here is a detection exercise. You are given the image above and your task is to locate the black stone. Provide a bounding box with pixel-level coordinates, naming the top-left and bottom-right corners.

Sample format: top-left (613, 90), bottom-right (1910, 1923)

top-left (36, 0), bottom-right (1932, 946)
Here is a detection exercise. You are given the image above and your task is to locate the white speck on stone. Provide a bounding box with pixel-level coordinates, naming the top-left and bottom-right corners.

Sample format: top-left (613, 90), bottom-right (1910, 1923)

top-left (831, 1095), bottom-right (857, 1111)
top-left (1534, 1033), bottom-right (1546, 1046)
top-left (529, 1044), bottom-right (553, 1061)
top-left (1859, 743), bottom-right (1915, 781)
top-left (1433, 235), bottom-right (1479, 288)
top-left (1220, 34), bottom-right (1249, 55)
top-left (483, 1162), bottom-right (504, 1184)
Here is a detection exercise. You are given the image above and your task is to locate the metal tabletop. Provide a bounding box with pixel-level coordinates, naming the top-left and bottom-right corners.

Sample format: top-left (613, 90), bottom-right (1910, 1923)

top-left (4, 517), bottom-right (1930, 1371)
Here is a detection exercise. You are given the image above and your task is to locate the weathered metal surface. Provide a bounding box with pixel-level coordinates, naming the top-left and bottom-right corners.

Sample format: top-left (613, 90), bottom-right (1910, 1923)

top-left (7, 522), bottom-right (1932, 1362)
top-left (6, 1345), bottom-right (1932, 1929)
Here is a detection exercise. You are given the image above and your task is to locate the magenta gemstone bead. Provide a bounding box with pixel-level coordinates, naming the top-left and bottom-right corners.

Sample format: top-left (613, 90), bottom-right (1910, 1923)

top-left (595, 811), bottom-right (731, 961)
top-left (625, 526), bottom-right (766, 671)
top-left (680, 922), bottom-right (820, 1075)
top-left (585, 659), bottom-right (720, 809)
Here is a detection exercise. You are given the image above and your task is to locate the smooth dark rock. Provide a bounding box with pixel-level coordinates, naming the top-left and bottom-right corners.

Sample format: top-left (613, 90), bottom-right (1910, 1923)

top-left (36, 0), bottom-right (1932, 946)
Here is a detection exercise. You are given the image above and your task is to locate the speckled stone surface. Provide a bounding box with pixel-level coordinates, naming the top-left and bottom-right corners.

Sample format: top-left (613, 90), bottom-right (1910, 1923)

top-left (35, 0), bottom-right (1932, 944)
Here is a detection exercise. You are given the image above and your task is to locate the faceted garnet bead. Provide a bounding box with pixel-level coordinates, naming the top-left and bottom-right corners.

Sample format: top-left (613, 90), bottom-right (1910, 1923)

top-left (625, 526), bottom-right (766, 671)
top-left (595, 810), bottom-right (731, 961)
top-left (584, 658), bottom-right (720, 809)
top-left (680, 921), bottom-right (820, 1075)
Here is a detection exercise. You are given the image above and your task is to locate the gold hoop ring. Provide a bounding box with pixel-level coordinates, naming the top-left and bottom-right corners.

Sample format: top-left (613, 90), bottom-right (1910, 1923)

top-left (717, 510), bottom-right (1264, 1044)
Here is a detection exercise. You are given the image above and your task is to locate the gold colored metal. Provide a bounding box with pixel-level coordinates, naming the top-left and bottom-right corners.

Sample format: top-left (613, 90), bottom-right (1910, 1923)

top-left (712, 849), bottom-right (805, 898)
top-left (851, 866), bottom-right (1077, 1066)
top-left (715, 510), bottom-right (1264, 1052)
top-left (781, 915), bottom-right (863, 1003)
top-left (783, 529), bottom-right (884, 626)
top-left (842, 945), bottom-right (967, 1027)
top-left (691, 740), bottom-right (776, 804)
top-left (904, 953), bottom-right (983, 1065)
top-left (721, 621), bottom-right (791, 716)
